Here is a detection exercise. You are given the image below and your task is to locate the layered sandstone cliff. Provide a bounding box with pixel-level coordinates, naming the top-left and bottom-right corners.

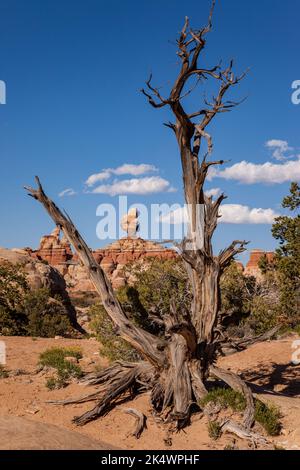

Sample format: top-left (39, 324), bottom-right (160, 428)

top-left (28, 228), bottom-right (177, 291)
top-left (23, 226), bottom-right (274, 292)
top-left (244, 249), bottom-right (274, 279)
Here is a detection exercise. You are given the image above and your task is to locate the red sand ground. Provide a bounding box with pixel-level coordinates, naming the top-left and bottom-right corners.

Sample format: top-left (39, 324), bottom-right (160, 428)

top-left (0, 335), bottom-right (299, 450)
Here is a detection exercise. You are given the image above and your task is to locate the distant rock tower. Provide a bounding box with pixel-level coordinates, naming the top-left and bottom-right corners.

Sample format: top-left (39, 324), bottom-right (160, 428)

top-left (244, 249), bottom-right (274, 279)
top-left (36, 226), bottom-right (72, 266)
top-left (120, 208), bottom-right (140, 238)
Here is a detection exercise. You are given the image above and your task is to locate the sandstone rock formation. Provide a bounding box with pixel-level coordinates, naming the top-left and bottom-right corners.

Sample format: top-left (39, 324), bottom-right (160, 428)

top-left (0, 415), bottom-right (116, 450)
top-left (33, 226), bottom-right (72, 266)
top-left (120, 207), bottom-right (139, 238)
top-left (0, 247), bottom-right (80, 330)
top-left (244, 249), bottom-right (274, 280)
top-left (64, 237), bottom-right (177, 291)
top-left (14, 224), bottom-right (274, 294)
top-left (29, 226), bottom-right (177, 292)
top-left (0, 247), bottom-right (66, 294)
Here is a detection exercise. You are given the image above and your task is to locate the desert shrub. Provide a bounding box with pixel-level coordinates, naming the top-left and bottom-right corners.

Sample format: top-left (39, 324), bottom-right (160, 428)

top-left (70, 291), bottom-right (98, 308)
top-left (0, 262), bottom-right (28, 335)
top-left (245, 296), bottom-right (279, 334)
top-left (39, 346), bottom-right (83, 389)
top-left (23, 288), bottom-right (71, 338)
top-left (0, 261), bottom-right (72, 337)
top-left (207, 420), bottom-right (222, 440)
top-left (90, 303), bottom-right (139, 362)
top-left (201, 387), bottom-right (245, 412)
top-left (90, 258), bottom-right (190, 362)
top-left (39, 346), bottom-right (82, 367)
top-left (254, 400), bottom-right (281, 436)
top-left (46, 376), bottom-right (62, 390)
top-left (271, 183), bottom-right (300, 328)
top-left (0, 364), bottom-right (9, 379)
top-left (293, 325), bottom-right (300, 336)
top-left (241, 268), bottom-right (282, 335)
top-left (220, 261), bottom-right (282, 335)
top-left (119, 258), bottom-right (190, 334)
top-left (220, 262), bottom-right (255, 326)
top-left (201, 387), bottom-right (281, 436)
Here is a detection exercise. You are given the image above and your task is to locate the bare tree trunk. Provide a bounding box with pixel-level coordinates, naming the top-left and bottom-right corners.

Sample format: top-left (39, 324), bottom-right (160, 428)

top-left (191, 265), bottom-right (220, 344)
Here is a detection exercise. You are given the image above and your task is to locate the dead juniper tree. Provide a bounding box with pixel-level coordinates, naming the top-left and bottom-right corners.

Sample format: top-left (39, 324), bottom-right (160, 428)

top-left (25, 0), bottom-right (278, 437)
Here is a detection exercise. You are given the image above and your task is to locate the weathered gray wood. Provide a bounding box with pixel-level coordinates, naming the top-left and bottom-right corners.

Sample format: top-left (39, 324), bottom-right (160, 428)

top-left (123, 408), bottom-right (147, 439)
top-left (210, 365), bottom-right (255, 429)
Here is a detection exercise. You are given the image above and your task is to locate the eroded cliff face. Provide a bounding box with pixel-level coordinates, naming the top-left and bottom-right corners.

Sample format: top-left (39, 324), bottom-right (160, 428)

top-left (26, 227), bottom-right (177, 292)
top-left (1, 232), bottom-right (275, 333)
top-left (244, 249), bottom-right (274, 280)
top-left (30, 227), bottom-right (73, 266)
top-left (0, 246), bottom-right (66, 294)
top-left (0, 246), bottom-right (79, 330)
top-left (15, 227), bottom-right (274, 293)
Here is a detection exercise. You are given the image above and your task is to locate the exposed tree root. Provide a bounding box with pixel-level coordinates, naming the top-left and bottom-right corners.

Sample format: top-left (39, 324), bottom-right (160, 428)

top-left (122, 408), bottom-right (147, 439)
top-left (73, 370), bottom-right (138, 425)
top-left (221, 420), bottom-right (269, 445)
top-left (46, 390), bottom-right (103, 405)
top-left (47, 362), bottom-right (154, 426)
top-left (79, 361), bottom-right (154, 387)
top-left (210, 365), bottom-right (255, 429)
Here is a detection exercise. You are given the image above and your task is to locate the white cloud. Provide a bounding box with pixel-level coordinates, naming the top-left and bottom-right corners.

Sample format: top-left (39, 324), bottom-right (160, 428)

top-left (210, 157), bottom-right (300, 184)
top-left (85, 163), bottom-right (158, 187)
top-left (205, 187), bottom-right (221, 198)
top-left (112, 163), bottom-right (157, 176)
top-left (265, 139), bottom-right (293, 161)
top-left (160, 204), bottom-right (278, 225)
top-left (219, 204), bottom-right (279, 224)
top-left (85, 171), bottom-right (111, 186)
top-left (91, 176), bottom-right (174, 196)
top-left (58, 188), bottom-right (77, 197)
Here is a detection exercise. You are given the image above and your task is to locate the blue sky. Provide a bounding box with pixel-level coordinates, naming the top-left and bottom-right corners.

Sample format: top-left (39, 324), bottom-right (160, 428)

top-left (0, 0), bottom-right (299, 263)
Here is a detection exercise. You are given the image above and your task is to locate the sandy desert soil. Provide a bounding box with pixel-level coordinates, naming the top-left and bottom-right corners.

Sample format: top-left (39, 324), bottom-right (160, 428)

top-left (0, 335), bottom-right (299, 450)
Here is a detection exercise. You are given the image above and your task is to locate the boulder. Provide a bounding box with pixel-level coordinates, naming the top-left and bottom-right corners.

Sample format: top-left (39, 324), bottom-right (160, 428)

top-left (0, 415), bottom-right (117, 450)
top-left (0, 248), bottom-right (81, 331)
top-left (0, 247), bottom-right (66, 296)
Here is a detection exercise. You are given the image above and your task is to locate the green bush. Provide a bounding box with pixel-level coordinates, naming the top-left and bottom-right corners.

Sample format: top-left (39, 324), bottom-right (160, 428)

top-left (120, 258), bottom-right (190, 334)
top-left (272, 183), bottom-right (300, 326)
top-left (0, 261), bottom-right (72, 337)
top-left (207, 420), bottom-right (222, 440)
top-left (39, 346), bottom-right (82, 366)
top-left (201, 387), bottom-right (281, 436)
top-left (90, 303), bottom-right (139, 362)
top-left (0, 365), bottom-right (9, 379)
top-left (39, 347), bottom-right (83, 389)
top-left (46, 376), bottom-right (63, 390)
top-left (254, 400), bottom-right (281, 436)
top-left (245, 296), bottom-right (279, 335)
top-left (201, 387), bottom-right (245, 412)
top-left (24, 288), bottom-right (72, 338)
top-left (69, 291), bottom-right (99, 308)
top-left (220, 262), bottom-right (255, 325)
top-left (0, 262), bottom-right (29, 335)
top-left (89, 258), bottom-right (191, 363)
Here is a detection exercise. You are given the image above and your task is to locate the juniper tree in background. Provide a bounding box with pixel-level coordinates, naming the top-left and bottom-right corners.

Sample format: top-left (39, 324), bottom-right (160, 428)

top-left (272, 182), bottom-right (300, 325)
